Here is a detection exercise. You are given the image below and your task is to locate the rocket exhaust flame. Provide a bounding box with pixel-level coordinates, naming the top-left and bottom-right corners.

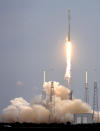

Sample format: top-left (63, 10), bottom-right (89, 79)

top-left (65, 40), bottom-right (71, 87)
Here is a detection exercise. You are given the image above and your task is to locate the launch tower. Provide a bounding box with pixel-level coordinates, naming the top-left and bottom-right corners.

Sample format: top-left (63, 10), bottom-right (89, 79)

top-left (93, 80), bottom-right (99, 122)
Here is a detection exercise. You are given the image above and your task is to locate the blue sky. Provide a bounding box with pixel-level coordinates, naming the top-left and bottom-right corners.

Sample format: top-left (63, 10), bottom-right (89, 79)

top-left (0, 0), bottom-right (100, 117)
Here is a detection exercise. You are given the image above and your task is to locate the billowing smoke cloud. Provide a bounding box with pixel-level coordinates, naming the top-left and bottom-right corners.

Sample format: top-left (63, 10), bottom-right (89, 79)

top-left (43, 82), bottom-right (70, 100)
top-left (1, 81), bottom-right (100, 123)
top-left (2, 97), bottom-right (50, 123)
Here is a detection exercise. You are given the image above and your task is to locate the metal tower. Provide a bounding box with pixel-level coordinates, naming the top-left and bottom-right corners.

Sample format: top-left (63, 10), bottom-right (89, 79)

top-left (85, 71), bottom-right (89, 104)
top-left (93, 80), bottom-right (99, 122)
top-left (69, 89), bottom-right (73, 100)
top-left (49, 81), bottom-right (55, 122)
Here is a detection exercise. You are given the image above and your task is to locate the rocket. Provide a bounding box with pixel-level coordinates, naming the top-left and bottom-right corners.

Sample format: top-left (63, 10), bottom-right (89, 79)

top-left (68, 8), bottom-right (71, 42)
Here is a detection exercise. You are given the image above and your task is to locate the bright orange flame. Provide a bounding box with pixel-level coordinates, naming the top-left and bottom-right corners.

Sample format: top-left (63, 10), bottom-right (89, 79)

top-left (65, 40), bottom-right (71, 85)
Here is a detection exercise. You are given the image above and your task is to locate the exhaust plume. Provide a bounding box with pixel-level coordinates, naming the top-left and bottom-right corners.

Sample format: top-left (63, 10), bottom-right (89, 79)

top-left (1, 81), bottom-right (100, 123)
top-left (65, 40), bottom-right (72, 87)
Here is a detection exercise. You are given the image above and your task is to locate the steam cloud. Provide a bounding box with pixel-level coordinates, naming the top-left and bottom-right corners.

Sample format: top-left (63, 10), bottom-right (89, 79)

top-left (1, 81), bottom-right (100, 123)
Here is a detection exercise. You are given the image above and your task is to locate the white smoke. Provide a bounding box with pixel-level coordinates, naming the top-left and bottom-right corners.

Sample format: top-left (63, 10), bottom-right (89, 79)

top-left (2, 97), bottom-right (50, 123)
top-left (1, 81), bottom-right (100, 123)
top-left (43, 82), bottom-right (70, 99)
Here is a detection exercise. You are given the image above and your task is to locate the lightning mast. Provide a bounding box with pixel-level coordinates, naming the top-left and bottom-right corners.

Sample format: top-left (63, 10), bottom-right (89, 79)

top-left (43, 71), bottom-right (46, 83)
top-left (85, 71), bottom-right (89, 104)
top-left (42, 71), bottom-right (46, 100)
